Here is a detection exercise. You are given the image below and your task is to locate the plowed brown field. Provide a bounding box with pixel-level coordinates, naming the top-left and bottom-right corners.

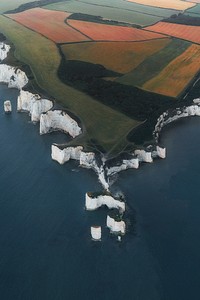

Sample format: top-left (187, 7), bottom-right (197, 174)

top-left (143, 44), bottom-right (200, 97)
top-left (145, 22), bottom-right (200, 44)
top-left (6, 8), bottom-right (90, 43)
top-left (67, 19), bottom-right (166, 42)
top-left (126, 0), bottom-right (195, 10)
top-left (61, 38), bottom-right (171, 73)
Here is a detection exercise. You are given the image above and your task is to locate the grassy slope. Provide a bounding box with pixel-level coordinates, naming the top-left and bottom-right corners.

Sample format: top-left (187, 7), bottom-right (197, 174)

top-left (44, 1), bottom-right (162, 26)
top-left (0, 15), bottom-right (140, 155)
top-left (186, 3), bottom-right (200, 14)
top-left (116, 39), bottom-right (191, 87)
top-left (60, 39), bottom-right (171, 74)
top-left (0, 0), bottom-right (35, 14)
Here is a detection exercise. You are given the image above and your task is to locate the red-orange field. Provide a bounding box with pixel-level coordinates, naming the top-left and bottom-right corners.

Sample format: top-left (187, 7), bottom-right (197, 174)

top-left (145, 22), bottom-right (200, 44)
top-left (67, 19), bottom-right (166, 42)
top-left (6, 8), bottom-right (90, 43)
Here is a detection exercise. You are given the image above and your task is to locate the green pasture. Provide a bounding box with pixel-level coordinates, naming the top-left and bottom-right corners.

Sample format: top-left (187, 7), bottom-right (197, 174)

top-left (77, 0), bottom-right (181, 18)
top-left (117, 39), bottom-right (191, 88)
top-left (185, 4), bottom-right (200, 15)
top-left (0, 15), bottom-right (140, 155)
top-left (44, 0), bottom-right (162, 26)
top-left (0, 0), bottom-right (34, 14)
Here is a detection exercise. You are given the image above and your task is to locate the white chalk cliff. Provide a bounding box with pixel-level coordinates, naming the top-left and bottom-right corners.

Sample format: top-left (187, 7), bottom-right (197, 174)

top-left (17, 90), bottom-right (53, 122)
top-left (0, 64), bottom-right (28, 90)
top-left (106, 157), bottom-right (139, 177)
top-left (40, 110), bottom-right (82, 138)
top-left (51, 145), bottom-right (109, 190)
top-left (85, 192), bottom-right (125, 212)
top-left (106, 215), bottom-right (125, 235)
top-left (135, 149), bottom-right (153, 163)
top-left (154, 104), bottom-right (200, 141)
top-left (91, 226), bottom-right (101, 241)
top-left (51, 145), bottom-right (83, 164)
top-left (0, 43), bottom-right (10, 61)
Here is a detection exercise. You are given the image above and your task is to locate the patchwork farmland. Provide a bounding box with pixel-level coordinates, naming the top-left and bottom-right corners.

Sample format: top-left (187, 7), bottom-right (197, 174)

top-left (6, 8), bottom-right (90, 43)
top-left (145, 22), bottom-right (200, 44)
top-left (143, 44), bottom-right (200, 97)
top-left (0, 0), bottom-right (200, 149)
top-left (67, 19), bottom-right (166, 41)
top-left (60, 39), bottom-right (171, 74)
top-left (126, 0), bottom-right (195, 10)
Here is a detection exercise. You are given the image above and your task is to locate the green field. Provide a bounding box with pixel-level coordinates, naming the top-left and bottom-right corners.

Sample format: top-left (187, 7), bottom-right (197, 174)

top-left (116, 39), bottom-right (191, 87)
top-left (44, 0), bottom-right (163, 26)
top-left (0, 15), bottom-right (140, 155)
top-left (0, 0), bottom-right (35, 14)
top-left (77, 0), bottom-right (181, 18)
top-left (185, 4), bottom-right (200, 15)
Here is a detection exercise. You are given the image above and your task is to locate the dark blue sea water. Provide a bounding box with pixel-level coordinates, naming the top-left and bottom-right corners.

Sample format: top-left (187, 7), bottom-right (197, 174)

top-left (1, 83), bottom-right (200, 300)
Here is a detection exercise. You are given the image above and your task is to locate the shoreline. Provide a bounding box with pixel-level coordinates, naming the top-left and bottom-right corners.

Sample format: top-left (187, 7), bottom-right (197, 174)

top-left (1, 41), bottom-right (200, 238)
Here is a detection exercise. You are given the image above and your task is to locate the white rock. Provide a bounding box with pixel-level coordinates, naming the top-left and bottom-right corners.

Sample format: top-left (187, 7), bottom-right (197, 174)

top-left (40, 110), bottom-right (81, 138)
top-left (106, 215), bottom-right (125, 235)
top-left (85, 193), bottom-right (125, 212)
top-left (0, 64), bottom-right (28, 89)
top-left (17, 90), bottom-right (53, 122)
top-left (4, 100), bottom-right (12, 113)
top-left (193, 98), bottom-right (200, 104)
top-left (91, 226), bottom-right (101, 241)
top-left (156, 146), bottom-right (166, 159)
top-left (51, 144), bottom-right (83, 164)
top-left (80, 151), bottom-right (96, 168)
top-left (107, 157), bottom-right (139, 176)
top-left (0, 43), bottom-right (10, 61)
top-left (135, 149), bottom-right (153, 163)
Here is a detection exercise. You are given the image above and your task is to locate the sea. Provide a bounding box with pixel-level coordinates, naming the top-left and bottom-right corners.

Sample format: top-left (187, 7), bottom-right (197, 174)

top-left (1, 83), bottom-right (200, 300)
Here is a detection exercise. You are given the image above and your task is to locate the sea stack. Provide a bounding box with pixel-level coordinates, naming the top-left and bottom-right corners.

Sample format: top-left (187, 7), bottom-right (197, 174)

top-left (4, 100), bottom-right (12, 113)
top-left (91, 226), bottom-right (101, 241)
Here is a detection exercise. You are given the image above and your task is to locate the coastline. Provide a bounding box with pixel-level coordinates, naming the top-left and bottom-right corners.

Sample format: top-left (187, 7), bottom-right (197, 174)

top-left (1, 41), bottom-right (200, 238)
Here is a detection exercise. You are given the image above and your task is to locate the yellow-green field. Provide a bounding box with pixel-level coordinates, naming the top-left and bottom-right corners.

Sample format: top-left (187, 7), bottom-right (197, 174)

top-left (0, 15), bottom-right (140, 155)
top-left (0, 0), bottom-right (34, 14)
top-left (61, 39), bottom-right (171, 74)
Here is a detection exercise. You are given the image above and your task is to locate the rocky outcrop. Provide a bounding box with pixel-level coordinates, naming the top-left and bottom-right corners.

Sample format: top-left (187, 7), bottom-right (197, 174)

top-left (85, 192), bottom-right (125, 212)
top-left (154, 104), bottom-right (200, 141)
top-left (106, 157), bottom-right (139, 177)
top-left (40, 110), bottom-right (82, 138)
top-left (106, 215), bottom-right (125, 235)
top-left (0, 43), bottom-right (10, 61)
top-left (51, 144), bottom-right (83, 164)
top-left (17, 90), bottom-right (53, 122)
top-left (4, 100), bottom-right (12, 113)
top-left (0, 64), bottom-right (28, 90)
top-left (134, 149), bottom-right (153, 163)
top-left (51, 144), bottom-right (109, 190)
top-left (91, 226), bottom-right (101, 241)
top-left (156, 145), bottom-right (166, 159)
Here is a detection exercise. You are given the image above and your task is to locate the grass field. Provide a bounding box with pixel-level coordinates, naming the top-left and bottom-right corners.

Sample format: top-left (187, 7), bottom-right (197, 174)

top-left (76, 0), bottom-right (181, 18)
top-left (116, 39), bottom-right (190, 87)
top-left (126, 0), bottom-right (195, 10)
top-left (67, 19), bottom-right (166, 41)
top-left (0, 15), bottom-right (140, 155)
top-left (185, 3), bottom-right (200, 15)
top-left (60, 38), bottom-right (171, 74)
top-left (44, 0), bottom-right (163, 26)
top-left (145, 22), bottom-right (200, 44)
top-left (0, 0), bottom-right (35, 14)
top-left (143, 44), bottom-right (200, 97)
top-left (6, 8), bottom-right (90, 43)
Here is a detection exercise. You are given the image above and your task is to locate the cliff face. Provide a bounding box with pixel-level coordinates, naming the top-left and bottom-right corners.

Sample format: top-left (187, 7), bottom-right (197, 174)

top-left (17, 90), bottom-right (53, 122)
top-left (0, 43), bottom-right (10, 62)
top-left (40, 110), bottom-right (82, 138)
top-left (51, 145), bottom-right (83, 164)
top-left (0, 64), bottom-right (28, 90)
top-left (154, 104), bottom-right (200, 141)
top-left (106, 215), bottom-right (126, 234)
top-left (85, 193), bottom-right (125, 212)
